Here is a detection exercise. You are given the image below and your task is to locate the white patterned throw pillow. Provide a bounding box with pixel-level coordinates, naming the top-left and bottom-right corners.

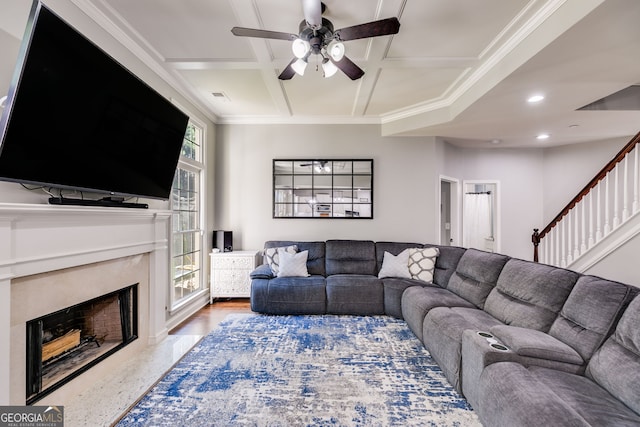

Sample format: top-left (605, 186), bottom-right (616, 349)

top-left (408, 247), bottom-right (440, 282)
top-left (264, 245), bottom-right (297, 275)
top-left (378, 249), bottom-right (411, 279)
top-left (277, 248), bottom-right (310, 277)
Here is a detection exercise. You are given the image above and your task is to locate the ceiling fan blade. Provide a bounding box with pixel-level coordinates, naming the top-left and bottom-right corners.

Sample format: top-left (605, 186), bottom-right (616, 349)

top-left (331, 56), bottom-right (365, 80)
top-left (334, 17), bottom-right (400, 41)
top-left (301, 0), bottom-right (322, 27)
top-left (278, 58), bottom-right (297, 80)
top-left (231, 27), bottom-right (297, 41)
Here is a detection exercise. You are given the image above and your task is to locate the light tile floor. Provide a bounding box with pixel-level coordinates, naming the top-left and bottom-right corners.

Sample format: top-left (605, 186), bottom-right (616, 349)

top-left (65, 299), bottom-right (251, 426)
top-left (65, 334), bottom-right (202, 427)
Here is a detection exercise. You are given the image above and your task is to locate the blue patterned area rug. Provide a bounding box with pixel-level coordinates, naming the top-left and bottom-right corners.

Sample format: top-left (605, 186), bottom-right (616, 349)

top-left (117, 314), bottom-right (480, 426)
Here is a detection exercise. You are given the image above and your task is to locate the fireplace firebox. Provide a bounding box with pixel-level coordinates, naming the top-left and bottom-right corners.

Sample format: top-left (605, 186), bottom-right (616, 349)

top-left (26, 284), bottom-right (138, 404)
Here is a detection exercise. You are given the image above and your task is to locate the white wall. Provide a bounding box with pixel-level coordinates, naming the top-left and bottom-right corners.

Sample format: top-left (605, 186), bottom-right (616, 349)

top-left (541, 136), bottom-right (629, 223)
top-left (584, 234), bottom-right (640, 287)
top-left (214, 124), bottom-right (440, 250)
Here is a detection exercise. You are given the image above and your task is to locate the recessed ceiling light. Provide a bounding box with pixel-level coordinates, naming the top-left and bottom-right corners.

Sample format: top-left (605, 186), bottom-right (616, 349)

top-left (527, 94), bottom-right (545, 103)
top-left (536, 133), bottom-right (550, 140)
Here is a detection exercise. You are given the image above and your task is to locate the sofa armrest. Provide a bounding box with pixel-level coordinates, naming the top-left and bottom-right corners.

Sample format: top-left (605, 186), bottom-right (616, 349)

top-left (489, 325), bottom-right (583, 365)
top-left (250, 264), bottom-right (274, 279)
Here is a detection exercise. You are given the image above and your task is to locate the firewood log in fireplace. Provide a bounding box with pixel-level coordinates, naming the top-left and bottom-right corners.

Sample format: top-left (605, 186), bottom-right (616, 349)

top-left (42, 329), bottom-right (81, 362)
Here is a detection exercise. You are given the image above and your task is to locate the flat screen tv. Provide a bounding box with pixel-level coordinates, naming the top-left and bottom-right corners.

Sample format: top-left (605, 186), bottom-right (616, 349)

top-left (0, 1), bottom-right (189, 207)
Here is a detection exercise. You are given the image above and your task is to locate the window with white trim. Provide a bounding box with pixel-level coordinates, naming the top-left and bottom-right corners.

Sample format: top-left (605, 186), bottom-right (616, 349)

top-left (170, 121), bottom-right (205, 308)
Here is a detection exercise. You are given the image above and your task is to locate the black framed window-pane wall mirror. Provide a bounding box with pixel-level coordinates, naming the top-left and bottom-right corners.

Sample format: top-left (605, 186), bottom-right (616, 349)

top-left (273, 159), bottom-right (373, 219)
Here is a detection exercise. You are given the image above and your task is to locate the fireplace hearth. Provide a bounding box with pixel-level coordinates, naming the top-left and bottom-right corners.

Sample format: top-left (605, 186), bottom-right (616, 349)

top-left (26, 284), bottom-right (138, 404)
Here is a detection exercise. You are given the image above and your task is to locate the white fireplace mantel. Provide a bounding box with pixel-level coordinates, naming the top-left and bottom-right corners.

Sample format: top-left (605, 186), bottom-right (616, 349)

top-left (0, 202), bottom-right (172, 404)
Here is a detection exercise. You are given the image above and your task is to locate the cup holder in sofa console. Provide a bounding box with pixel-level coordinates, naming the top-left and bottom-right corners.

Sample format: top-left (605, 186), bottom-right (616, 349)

top-left (477, 331), bottom-right (493, 338)
top-left (490, 343), bottom-right (509, 352)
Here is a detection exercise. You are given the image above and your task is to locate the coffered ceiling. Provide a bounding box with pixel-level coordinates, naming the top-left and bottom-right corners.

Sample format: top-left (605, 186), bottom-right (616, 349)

top-left (3, 0), bottom-right (640, 148)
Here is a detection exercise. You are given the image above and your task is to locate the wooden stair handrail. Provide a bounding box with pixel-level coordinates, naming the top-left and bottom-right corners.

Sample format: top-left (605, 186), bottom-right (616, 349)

top-left (532, 131), bottom-right (640, 262)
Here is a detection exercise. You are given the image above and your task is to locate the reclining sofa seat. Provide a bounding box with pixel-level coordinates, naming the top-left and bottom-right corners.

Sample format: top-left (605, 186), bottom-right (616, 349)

top-left (325, 240), bottom-right (383, 315)
top-left (402, 249), bottom-right (509, 345)
top-left (250, 240), bottom-right (326, 314)
top-left (472, 292), bottom-right (640, 426)
top-left (422, 257), bottom-right (580, 392)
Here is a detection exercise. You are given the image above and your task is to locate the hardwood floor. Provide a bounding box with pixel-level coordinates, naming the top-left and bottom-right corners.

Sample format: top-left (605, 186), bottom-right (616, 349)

top-left (169, 298), bottom-right (253, 336)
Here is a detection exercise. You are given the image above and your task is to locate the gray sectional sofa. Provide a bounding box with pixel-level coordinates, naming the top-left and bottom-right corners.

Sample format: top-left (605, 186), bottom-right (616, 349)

top-left (249, 239), bottom-right (640, 426)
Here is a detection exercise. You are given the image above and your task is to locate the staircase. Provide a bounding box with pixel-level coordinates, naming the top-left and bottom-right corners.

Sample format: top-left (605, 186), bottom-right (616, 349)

top-left (532, 132), bottom-right (640, 272)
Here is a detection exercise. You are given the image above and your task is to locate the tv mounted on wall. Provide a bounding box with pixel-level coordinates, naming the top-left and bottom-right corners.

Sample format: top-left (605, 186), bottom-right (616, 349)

top-left (0, 1), bottom-right (189, 208)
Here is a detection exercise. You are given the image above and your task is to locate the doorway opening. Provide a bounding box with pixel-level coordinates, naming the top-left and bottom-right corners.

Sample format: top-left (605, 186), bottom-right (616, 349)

top-left (439, 176), bottom-right (460, 246)
top-left (463, 180), bottom-right (500, 252)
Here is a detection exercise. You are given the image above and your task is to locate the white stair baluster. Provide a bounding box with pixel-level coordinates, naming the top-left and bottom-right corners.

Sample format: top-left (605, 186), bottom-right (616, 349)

top-left (633, 145), bottom-right (639, 214)
top-left (580, 198), bottom-right (587, 254)
top-left (604, 173), bottom-right (611, 235)
top-left (588, 191), bottom-right (595, 249)
top-left (573, 207), bottom-right (580, 260)
top-left (596, 183), bottom-right (603, 241)
top-left (561, 220), bottom-right (567, 268)
top-left (623, 156), bottom-right (630, 221)
top-left (567, 213), bottom-right (574, 265)
top-left (613, 164), bottom-right (620, 228)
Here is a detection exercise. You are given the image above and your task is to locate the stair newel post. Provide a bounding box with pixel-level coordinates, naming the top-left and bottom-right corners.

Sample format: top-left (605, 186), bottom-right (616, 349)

top-left (532, 228), bottom-right (540, 262)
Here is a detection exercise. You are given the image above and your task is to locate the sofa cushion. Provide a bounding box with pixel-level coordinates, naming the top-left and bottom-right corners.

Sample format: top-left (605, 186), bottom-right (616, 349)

top-left (265, 241), bottom-right (326, 276)
top-left (250, 276), bottom-right (326, 315)
top-left (586, 294), bottom-right (640, 415)
top-left (422, 306), bottom-right (503, 392)
top-left (549, 275), bottom-right (639, 363)
top-left (326, 274), bottom-right (383, 315)
top-left (476, 362), bottom-right (640, 426)
top-left (446, 249), bottom-right (510, 308)
top-left (378, 249), bottom-right (411, 279)
top-left (484, 259), bottom-right (579, 332)
top-left (425, 245), bottom-right (466, 288)
top-left (277, 249), bottom-right (310, 277)
top-left (489, 325), bottom-right (583, 365)
top-left (402, 286), bottom-right (475, 342)
top-left (326, 240), bottom-right (376, 276)
top-left (408, 247), bottom-right (439, 282)
top-left (382, 278), bottom-right (433, 319)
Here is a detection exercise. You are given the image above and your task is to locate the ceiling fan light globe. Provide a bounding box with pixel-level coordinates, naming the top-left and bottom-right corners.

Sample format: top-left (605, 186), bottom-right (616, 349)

top-left (327, 40), bottom-right (345, 61)
top-left (292, 38), bottom-right (310, 59)
top-left (292, 58), bottom-right (308, 76)
top-left (322, 60), bottom-right (338, 78)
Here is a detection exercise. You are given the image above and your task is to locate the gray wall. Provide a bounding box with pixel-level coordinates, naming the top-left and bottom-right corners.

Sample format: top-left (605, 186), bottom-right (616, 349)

top-left (438, 143), bottom-right (544, 259)
top-left (214, 125), bottom-right (634, 263)
top-left (214, 124), bottom-right (440, 251)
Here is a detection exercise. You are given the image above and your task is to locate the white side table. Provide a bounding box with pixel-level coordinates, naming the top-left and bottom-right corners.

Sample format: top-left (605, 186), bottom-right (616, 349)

top-left (209, 250), bottom-right (260, 301)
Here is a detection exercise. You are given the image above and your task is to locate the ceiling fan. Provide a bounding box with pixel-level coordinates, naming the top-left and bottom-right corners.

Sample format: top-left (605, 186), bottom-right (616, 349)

top-left (299, 160), bottom-right (331, 172)
top-left (231, 0), bottom-right (400, 80)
